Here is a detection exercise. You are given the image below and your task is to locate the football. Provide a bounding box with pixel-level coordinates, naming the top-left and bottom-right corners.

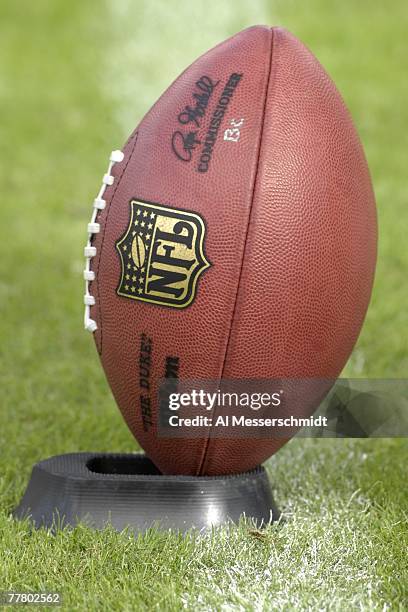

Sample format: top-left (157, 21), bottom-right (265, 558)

top-left (83, 26), bottom-right (377, 475)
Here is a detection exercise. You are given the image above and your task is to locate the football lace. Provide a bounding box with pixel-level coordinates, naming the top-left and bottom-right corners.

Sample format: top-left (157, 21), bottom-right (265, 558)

top-left (83, 149), bottom-right (125, 332)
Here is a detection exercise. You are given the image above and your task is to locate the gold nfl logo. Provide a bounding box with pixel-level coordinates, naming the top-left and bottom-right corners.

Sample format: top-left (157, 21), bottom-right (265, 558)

top-left (116, 201), bottom-right (210, 308)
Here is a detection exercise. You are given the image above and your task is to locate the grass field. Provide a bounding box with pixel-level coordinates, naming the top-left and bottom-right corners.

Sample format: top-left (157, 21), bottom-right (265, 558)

top-left (0, 0), bottom-right (407, 610)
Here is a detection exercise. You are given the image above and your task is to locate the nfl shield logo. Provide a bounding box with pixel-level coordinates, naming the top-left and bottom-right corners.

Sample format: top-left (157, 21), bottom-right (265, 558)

top-left (116, 200), bottom-right (210, 308)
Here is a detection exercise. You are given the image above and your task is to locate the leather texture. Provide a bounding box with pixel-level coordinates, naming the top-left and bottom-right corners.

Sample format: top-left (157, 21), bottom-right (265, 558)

top-left (89, 26), bottom-right (377, 475)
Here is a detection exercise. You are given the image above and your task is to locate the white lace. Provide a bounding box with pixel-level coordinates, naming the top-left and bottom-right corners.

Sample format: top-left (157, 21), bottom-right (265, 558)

top-left (84, 149), bottom-right (125, 332)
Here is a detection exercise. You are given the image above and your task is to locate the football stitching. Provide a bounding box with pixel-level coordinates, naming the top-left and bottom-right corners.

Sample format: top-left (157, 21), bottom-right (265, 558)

top-left (96, 131), bottom-right (139, 354)
top-left (87, 132), bottom-right (137, 353)
top-left (83, 150), bottom-right (125, 333)
top-left (197, 28), bottom-right (276, 475)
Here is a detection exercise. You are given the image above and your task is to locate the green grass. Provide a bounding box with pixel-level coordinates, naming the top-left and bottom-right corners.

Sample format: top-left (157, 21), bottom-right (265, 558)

top-left (1, 440), bottom-right (407, 610)
top-left (0, 0), bottom-right (407, 609)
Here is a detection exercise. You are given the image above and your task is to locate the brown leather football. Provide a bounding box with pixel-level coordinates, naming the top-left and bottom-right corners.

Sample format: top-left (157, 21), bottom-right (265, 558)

top-left (84, 26), bottom-right (377, 475)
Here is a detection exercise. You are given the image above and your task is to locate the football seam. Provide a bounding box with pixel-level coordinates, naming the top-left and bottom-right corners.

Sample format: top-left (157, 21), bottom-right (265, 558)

top-left (95, 130), bottom-right (139, 355)
top-left (197, 27), bottom-right (276, 475)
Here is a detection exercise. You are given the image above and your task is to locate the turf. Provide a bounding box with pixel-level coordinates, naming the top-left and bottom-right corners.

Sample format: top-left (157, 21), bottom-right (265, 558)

top-left (0, 0), bottom-right (407, 610)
